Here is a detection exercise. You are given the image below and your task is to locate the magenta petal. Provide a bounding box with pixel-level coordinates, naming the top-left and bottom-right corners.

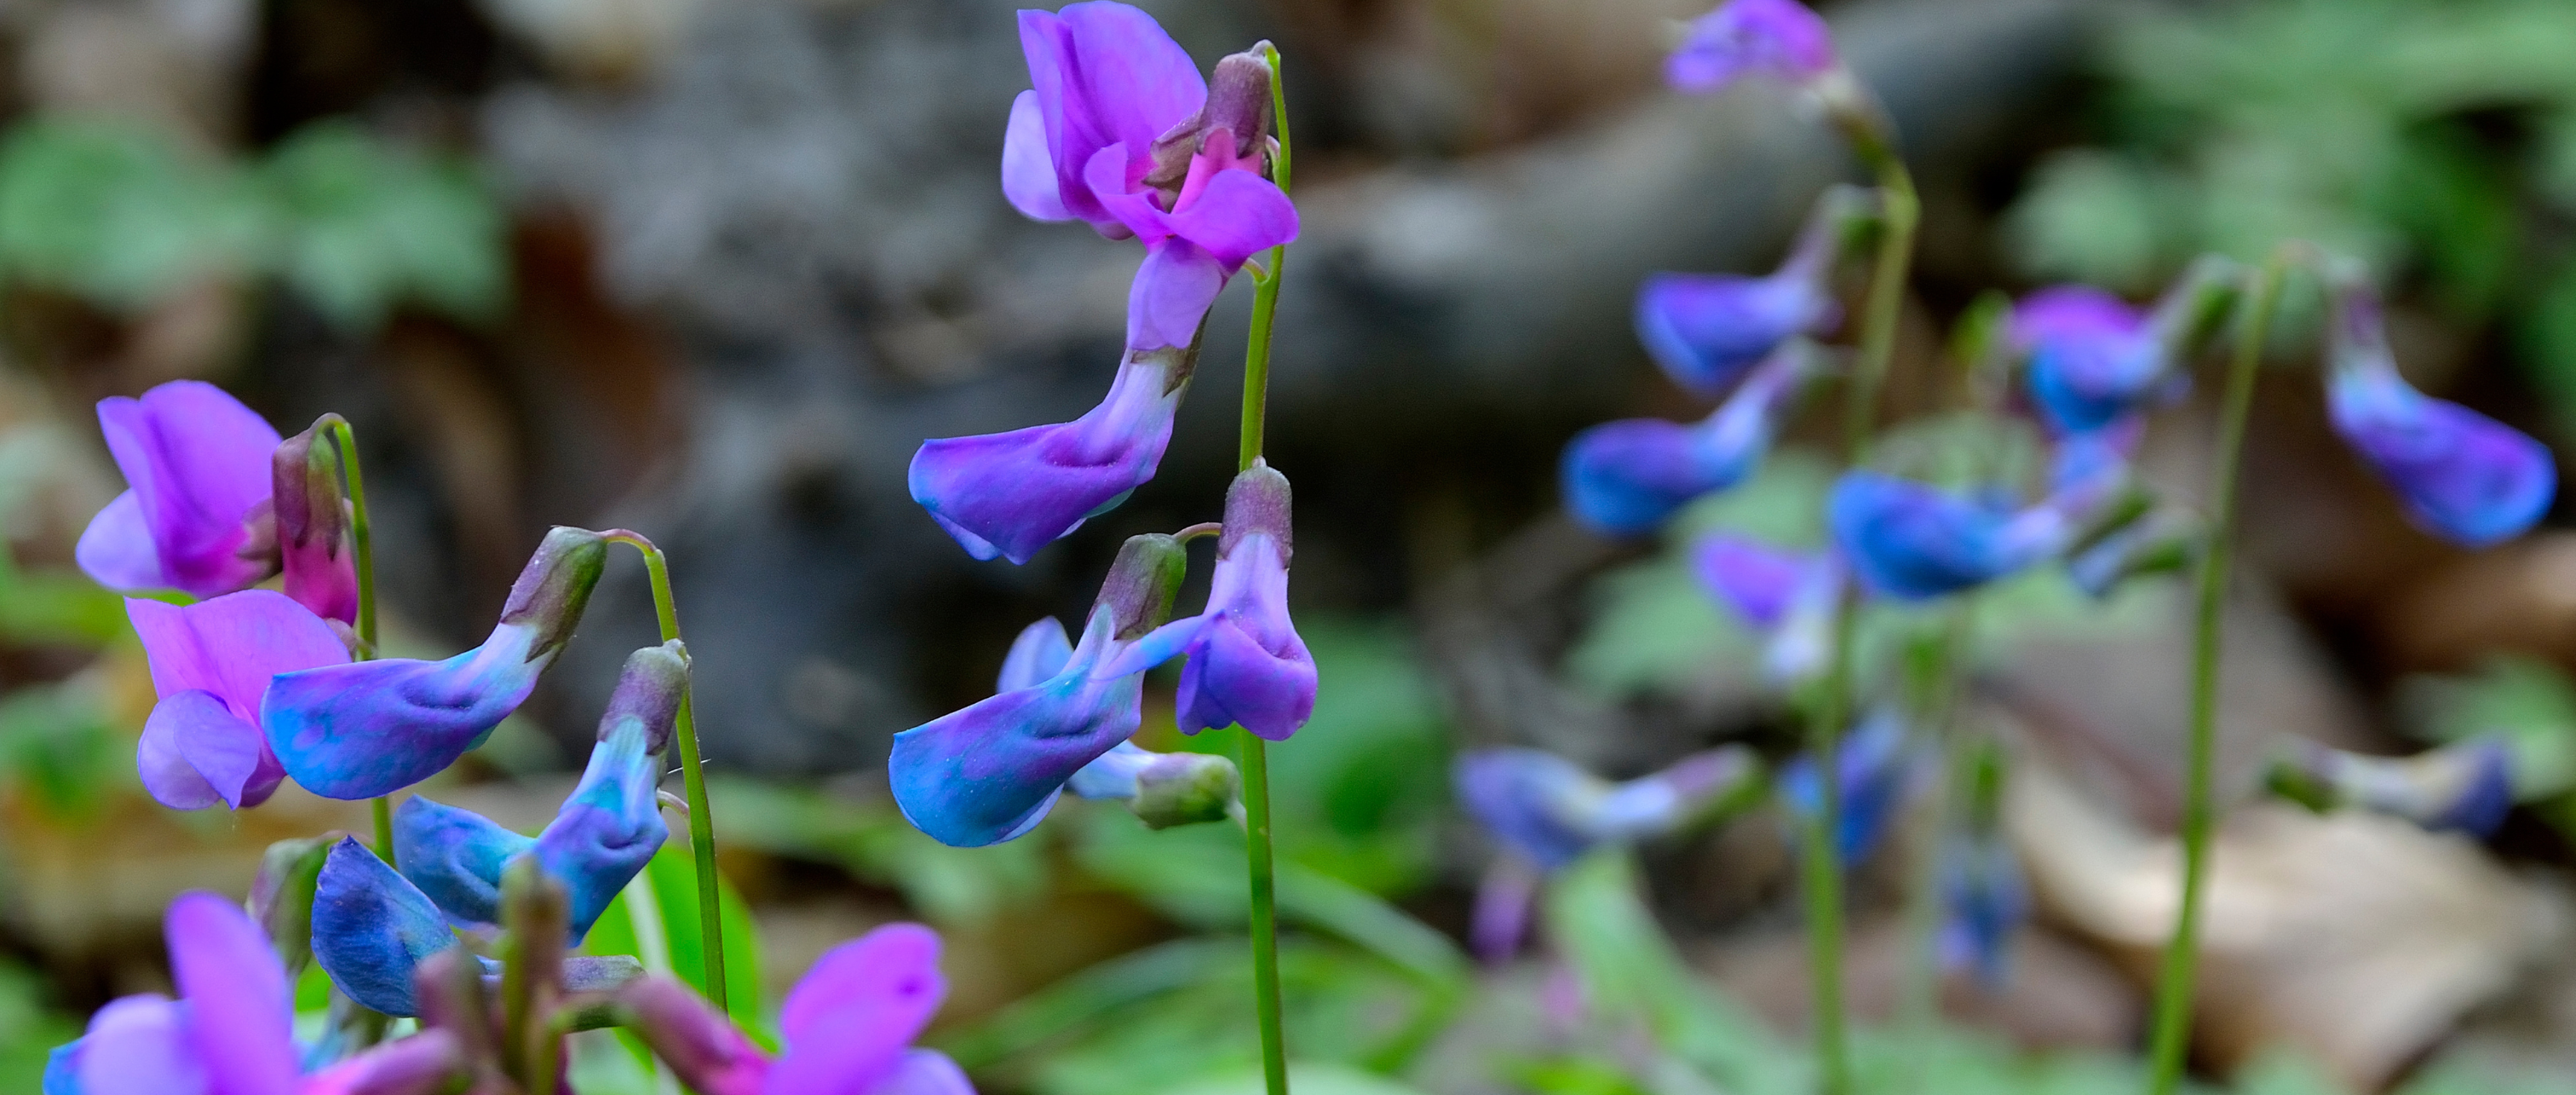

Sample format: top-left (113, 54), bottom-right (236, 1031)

top-left (1691, 534), bottom-right (1809, 629)
top-left (166, 892), bottom-right (299, 1095)
top-left (1021, 3), bottom-right (1204, 227)
top-left (1003, 90), bottom-right (1071, 222)
top-left (1162, 170), bottom-right (1297, 268)
top-left (127, 591), bottom-right (351, 722)
top-left (97, 380), bottom-right (280, 598)
top-left (1175, 616), bottom-right (1315, 741)
top-left (77, 996), bottom-right (205, 1095)
top-left (138, 700), bottom-right (224, 810)
top-left (780, 924), bottom-right (946, 1047)
top-left (871, 1051), bottom-right (978, 1095)
top-left (153, 689), bottom-right (282, 810)
top-left (1128, 239), bottom-right (1228, 351)
top-left (76, 491), bottom-right (168, 591)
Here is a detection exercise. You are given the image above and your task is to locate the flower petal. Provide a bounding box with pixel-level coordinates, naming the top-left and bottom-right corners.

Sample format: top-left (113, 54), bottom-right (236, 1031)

top-left (75, 492), bottom-right (167, 591)
top-left (1174, 617), bottom-right (1313, 741)
top-left (75, 996), bottom-right (205, 1095)
top-left (158, 690), bottom-right (284, 809)
top-left (1020, 3), bottom-right (1203, 227)
top-left (136, 697), bottom-right (225, 811)
top-left (1560, 418), bottom-right (1717, 536)
top-left (1128, 239), bottom-right (1228, 351)
top-left (97, 381), bottom-right (280, 599)
top-left (532, 719), bottom-right (670, 942)
top-left (1002, 90), bottom-right (1072, 222)
top-left (1690, 534), bottom-right (1810, 629)
top-left (909, 354), bottom-right (1185, 565)
top-left (1827, 472), bottom-right (2056, 600)
top-left (2332, 374), bottom-right (2556, 547)
top-left (872, 1050), bottom-right (979, 1095)
top-left (998, 618), bottom-right (1076, 692)
top-left (1162, 170), bottom-right (1297, 269)
top-left (313, 837), bottom-right (459, 1016)
top-left (165, 892), bottom-right (299, 1094)
top-left (1455, 749), bottom-right (1601, 872)
top-left (393, 795), bottom-right (535, 929)
top-left (888, 674), bottom-right (1144, 847)
top-left (1665, 0), bottom-right (1837, 93)
top-left (779, 923), bottom-right (946, 1048)
top-left (265, 623), bottom-right (546, 799)
top-left (1635, 272), bottom-right (1830, 395)
top-left (126, 590), bottom-right (350, 722)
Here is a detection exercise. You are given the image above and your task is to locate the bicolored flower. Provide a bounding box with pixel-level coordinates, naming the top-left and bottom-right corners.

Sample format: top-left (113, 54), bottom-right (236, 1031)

top-left (1779, 709), bottom-right (1913, 864)
top-left (1113, 464), bottom-right (1315, 738)
top-left (2325, 274), bottom-right (2554, 548)
top-left (394, 642), bottom-right (684, 941)
top-left (2013, 259), bottom-right (2237, 434)
top-left (265, 527), bottom-right (608, 800)
top-left (890, 533), bottom-right (1205, 846)
top-left (128, 591), bottom-right (351, 810)
top-left (1937, 831), bottom-right (2027, 990)
top-left (1635, 187), bottom-right (1861, 394)
top-left (45, 891), bottom-right (467, 1095)
top-left (2291, 739), bottom-right (2514, 838)
top-left (1455, 746), bottom-right (1754, 873)
top-left (1826, 422), bottom-right (2135, 602)
top-left (1565, 342), bottom-right (1822, 535)
top-left (1665, 0), bottom-right (1836, 95)
top-left (1691, 533), bottom-right (1838, 683)
top-left (617, 924), bottom-right (974, 1095)
top-left (268, 420), bottom-right (359, 627)
top-left (993, 617), bottom-right (1242, 830)
top-left (77, 380), bottom-right (281, 599)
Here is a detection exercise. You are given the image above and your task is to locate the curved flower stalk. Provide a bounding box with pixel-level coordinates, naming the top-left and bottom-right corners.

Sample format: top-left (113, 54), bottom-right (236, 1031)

top-left (265, 527), bottom-right (609, 799)
top-left (44, 891), bottom-right (468, 1095)
top-left (75, 380), bottom-right (283, 600)
top-left (1635, 187), bottom-right (1868, 395)
top-left (1935, 830), bottom-right (2027, 990)
top-left (2274, 739), bottom-right (2515, 838)
top-left (2323, 271), bottom-right (2556, 548)
top-left (127, 591), bottom-right (351, 810)
top-left (1828, 422), bottom-right (2139, 601)
top-left (889, 533), bottom-right (1207, 847)
top-left (2011, 256), bottom-right (2240, 434)
top-left (1113, 464), bottom-right (1317, 739)
top-left (1454, 746), bottom-right (1756, 960)
top-left (1665, 0), bottom-right (1837, 94)
top-left (617, 924), bottom-right (973, 1095)
top-left (917, 5), bottom-right (1297, 565)
top-left (1564, 341), bottom-right (1827, 536)
top-left (1690, 533), bottom-right (1839, 683)
top-left (394, 642), bottom-right (685, 940)
top-left (1779, 709), bottom-right (1914, 865)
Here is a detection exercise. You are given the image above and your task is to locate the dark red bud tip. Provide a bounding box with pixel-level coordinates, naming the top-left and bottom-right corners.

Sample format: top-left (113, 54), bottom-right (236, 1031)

top-left (601, 640), bottom-right (690, 752)
top-left (1218, 462), bottom-right (1292, 560)
top-left (499, 527), bottom-right (610, 660)
top-left (1095, 533), bottom-right (1188, 639)
top-left (614, 976), bottom-right (748, 1084)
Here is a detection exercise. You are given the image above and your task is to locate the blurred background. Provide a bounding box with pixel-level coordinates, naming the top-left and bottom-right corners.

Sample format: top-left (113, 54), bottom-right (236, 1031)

top-left (7, 0), bottom-right (2576, 1091)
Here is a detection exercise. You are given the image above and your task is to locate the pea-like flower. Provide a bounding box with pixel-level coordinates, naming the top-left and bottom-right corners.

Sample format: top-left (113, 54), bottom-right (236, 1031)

top-left (264, 527), bottom-right (608, 800)
top-left (890, 533), bottom-right (1205, 847)
top-left (2286, 739), bottom-right (2514, 838)
top-left (1691, 533), bottom-right (1839, 683)
top-left (1635, 187), bottom-right (1864, 395)
top-left (2324, 273), bottom-right (2555, 548)
top-left (45, 890), bottom-right (468, 1095)
top-left (1828, 424), bottom-right (2135, 601)
top-left (76, 380), bottom-right (282, 600)
top-left (918, 4), bottom-right (1297, 565)
top-left (127, 590), bottom-right (351, 810)
top-left (616, 924), bottom-right (972, 1095)
top-left (1110, 464), bottom-right (1315, 739)
top-left (393, 642), bottom-right (685, 941)
top-left (1564, 342), bottom-right (1823, 536)
top-left (1665, 0), bottom-right (1837, 95)
top-left (986, 617), bottom-right (1243, 830)
top-left (1937, 831), bottom-right (2027, 990)
top-left (1778, 709), bottom-right (1914, 864)
top-left (2011, 258), bottom-right (2235, 434)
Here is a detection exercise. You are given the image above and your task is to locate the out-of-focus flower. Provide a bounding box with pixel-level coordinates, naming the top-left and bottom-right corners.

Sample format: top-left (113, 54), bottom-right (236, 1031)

top-left (2325, 274), bottom-right (2554, 548)
top-left (45, 891), bottom-right (467, 1095)
top-left (1636, 188), bottom-right (1863, 394)
top-left (2012, 259), bottom-right (2235, 434)
top-left (890, 533), bottom-right (1207, 846)
top-left (394, 643), bottom-right (684, 940)
top-left (1691, 533), bottom-right (1839, 683)
top-left (1665, 0), bottom-right (1836, 94)
top-left (268, 420), bottom-right (359, 627)
top-left (1779, 709), bottom-right (1912, 864)
top-left (618, 924), bottom-right (975, 1095)
top-left (1827, 421), bottom-right (2136, 602)
top-left (1937, 831), bottom-right (2027, 990)
top-left (128, 591), bottom-right (351, 810)
top-left (77, 380), bottom-right (283, 599)
top-left (1113, 464), bottom-right (1315, 738)
top-left (1564, 342), bottom-right (1824, 536)
top-left (265, 527), bottom-right (608, 799)
top-left (2289, 739), bottom-right (2515, 838)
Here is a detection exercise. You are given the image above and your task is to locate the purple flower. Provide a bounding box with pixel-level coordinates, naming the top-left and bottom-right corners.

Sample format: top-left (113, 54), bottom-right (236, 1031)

top-left (2326, 277), bottom-right (2554, 548)
top-left (1779, 709), bottom-right (1912, 864)
top-left (268, 420), bottom-right (359, 627)
top-left (2299, 740), bottom-right (2515, 838)
top-left (1454, 746), bottom-right (1753, 873)
top-left (1001, 620), bottom-right (1242, 829)
top-left (1690, 533), bottom-right (1839, 682)
top-left (312, 837), bottom-right (463, 1016)
top-left (1826, 424), bottom-right (2135, 601)
top-left (265, 527), bottom-right (607, 799)
top-left (1937, 832), bottom-right (2026, 989)
top-left (889, 533), bottom-right (1205, 846)
top-left (1665, 0), bottom-right (1837, 94)
top-left (1635, 189), bottom-right (1857, 394)
top-left (2013, 287), bottom-right (2162, 434)
top-left (618, 924), bottom-right (973, 1095)
top-left (1112, 464), bottom-right (1315, 739)
top-left (76, 380), bottom-right (281, 599)
top-left (1565, 343), bottom-right (1821, 535)
top-left (127, 590), bottom-right (351, 810)
top-left (394, 643), bottom-right (683, 940)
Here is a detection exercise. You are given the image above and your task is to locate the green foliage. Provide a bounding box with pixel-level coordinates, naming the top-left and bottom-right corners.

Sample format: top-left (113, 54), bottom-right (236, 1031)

top-left (0, 115), bottom-right (506, 331)
top-left (0, 959), bottom-right (77, 1092)
top-left (582, 844), bottom-right (767, 1029)
top-left (2400, 655), bottom-right (2576, 800)
top-left (711, 775), bottom-right (1052, 926)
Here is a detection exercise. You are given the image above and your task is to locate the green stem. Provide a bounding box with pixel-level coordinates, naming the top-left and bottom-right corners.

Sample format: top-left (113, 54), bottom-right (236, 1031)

top-left (1897, 604), bottom-right (1975, 1034)
top-left (322, 418), bottom-right (393, 865)
top-left (2144, 248), bottom-right (2294, 1095)
top-left (1235, 42), bottom-right (1293, 1095)
top-left (602, 531), bottom-right (727, 1017)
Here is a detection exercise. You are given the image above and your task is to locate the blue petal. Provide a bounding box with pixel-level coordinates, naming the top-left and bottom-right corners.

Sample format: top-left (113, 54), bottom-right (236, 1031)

top-left (2330, 368), bottom-right (2556, 548)
top-left (1780, 711), bottom-right (1912, 864)
top-left (312, 838), bottom-right (456, 1016)
top-left (1453, 749), bottom-right (1598, 871)
top-left (532, 719), bottom-right (669, 942)
top-left (265, 624), bottom-right (548, 799)
top-left (1828, 472), bottom-right (2044, 600)
top-left (394, 796), bottom-right (534, 929)
top-left (998, 619), bottom-right (1075, 692)
top-left (888, 672), bottom-right (1144, 847)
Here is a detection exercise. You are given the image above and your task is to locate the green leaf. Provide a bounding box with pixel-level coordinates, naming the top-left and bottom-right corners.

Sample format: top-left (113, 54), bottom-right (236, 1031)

top-left (0, 118), bottom-right (263, 308)
top-left (258, 121), bottom-right (508, 331)
top-left (582, 843), bottom-right (766, 1030)
top-left (2398, 655), bottom-right (2576, 799)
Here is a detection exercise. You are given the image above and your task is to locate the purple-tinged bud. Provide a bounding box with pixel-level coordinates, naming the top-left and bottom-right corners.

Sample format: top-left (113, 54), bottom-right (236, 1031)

top-left (616, 977), bottom-right (768, 1094)
top-left (250, 834), bottom-right (337, 975)
top-left (313, 1029), bottom-right (470, 1095)
top-left (1147, 45), bottom-right (1275, 193)
top-left (601, 640), bottom-right (690, 752)
top-left (1665, 0), bottom-right (1837, 94)
top-left (1456, 746), bottom-right (1757, 872)
top-left (411, 948), bottom-right (495, 1065)
top-left (1096, 533), bottom-right (1189, 639)
top-left (1217, 461), bottom-right (1294, 557)
top-left (271, 418), bottom-right (359, 626)
top-left (498, 526), bottom-right (611, 660)
top-left (2325, 272), bottom-right (2555, 548)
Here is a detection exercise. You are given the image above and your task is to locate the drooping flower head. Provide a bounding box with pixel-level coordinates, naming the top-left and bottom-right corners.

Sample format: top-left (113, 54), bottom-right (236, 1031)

top-left (127, 590), bottom-right (351, 810)
top-left (2324, 272), bottom-right (2555, 548)
top-left (1937, 830), bottom-right (2027, 990)
top-left (77, 380), bottom-right (282, 599)
top-left (889, 533), bottom-right (1208, 846)
top-left (1565, 341), bottom-right (1824, 535)
top-left (617, 924), bottom-right (974, 1095)
top-left (2287, 739), bottom-right (2515, 838)
top-left (1455, 746), bottom-right (1755, 873)
top-left (994, 618), bottom-right (1242, 830)
top-left (1827, 422), bottom-right (2136, 602)
top-left (1691, 533), bottom-right (1840, 683)
top-left (2011, 259), bottom-right (2235, 435)
top-left (265, 527), bottom-right (608, 800)
top-left (1779, 709), bottom-right (1913, 864)
top-left (1124, 463), bottom-right (1316, 739)
top-left (1636, 187), bottom-right (1866, 394)
top-left (268, 418), bottom-right (360, 627)
top-left (1665, 0), bottom-right (1837, 95)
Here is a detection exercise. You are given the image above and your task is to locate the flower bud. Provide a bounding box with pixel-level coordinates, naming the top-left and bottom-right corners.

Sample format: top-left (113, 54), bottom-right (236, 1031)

top-left (601, 639), bottom-right (690, 752)
top-left (1132, 752), bottom-right (1241, 829)
top-left (1219, 462), bottom-right (1293, 559)
top-left (615, 977), bottom-right (762, 1090)
top-left (1095, 533), bottom-right (1188, 639)
top-left (272, 418), bottom-right (359, 626)
top-left (249, 834), bottom-right (337, 975)
top-left (499, 526), bottom-right (610, 660)
top-left (1147, 45), bottom-right (1275, 192)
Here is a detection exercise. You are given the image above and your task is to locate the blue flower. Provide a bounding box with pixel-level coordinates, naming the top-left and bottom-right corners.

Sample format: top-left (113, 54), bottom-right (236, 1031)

top-left (1634, 187), bottom-right (1860, 394)
top-left (1937, 832), bottom-right (2026, 989)
top-left (1690, 533), bottom-right (1839, 683)
top-left (1564, 343), bottom-right (1822, 535)
top-left (1779, 709), bottom-right (1912, 864)
top-left (1453, 747), bottom-right (1753, 873)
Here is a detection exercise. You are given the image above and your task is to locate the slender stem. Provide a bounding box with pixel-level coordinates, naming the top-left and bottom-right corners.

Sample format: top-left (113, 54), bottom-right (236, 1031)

top-left (1898, 605), bottom-right (1975, 1034)
top-left (1235, 42), bottom-right (1293, 1095)
top-left (2144, 248), bottom-right (2293, 1095)
top-left (323, 418), bottom-right (394, 866)
top-left (602, 531), bottom-right (727, 1017)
